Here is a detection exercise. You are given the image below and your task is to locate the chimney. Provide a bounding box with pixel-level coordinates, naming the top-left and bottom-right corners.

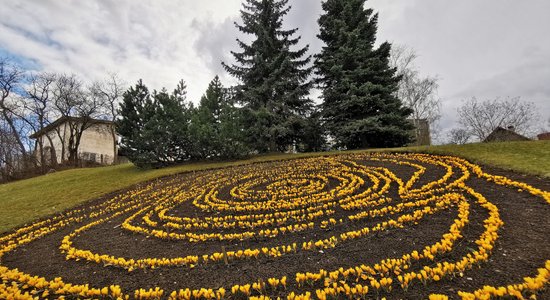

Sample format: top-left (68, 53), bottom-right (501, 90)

top-left (507, 125), bottom-right (515, 132)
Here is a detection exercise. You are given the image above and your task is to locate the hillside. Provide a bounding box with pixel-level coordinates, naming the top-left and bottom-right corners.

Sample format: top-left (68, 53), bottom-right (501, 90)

top-left (0, 140), bottom-right (548, 233)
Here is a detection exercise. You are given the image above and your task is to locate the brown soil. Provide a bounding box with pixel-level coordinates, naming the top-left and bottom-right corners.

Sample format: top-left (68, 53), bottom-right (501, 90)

top-left (1, 155), bottom-right (549, 299)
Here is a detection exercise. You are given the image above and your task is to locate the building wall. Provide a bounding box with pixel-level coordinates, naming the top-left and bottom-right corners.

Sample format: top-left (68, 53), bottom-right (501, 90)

top-left (78, 123), bottom-right (116, 164)
top-left (34, 122), bottom-right (116, 165)
top-left (34, 123), bottom-right (68, 165)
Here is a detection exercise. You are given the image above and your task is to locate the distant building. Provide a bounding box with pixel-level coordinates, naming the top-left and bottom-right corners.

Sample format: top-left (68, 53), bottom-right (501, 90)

top-left (537, 132), bottom-right (550, 140)
top-left (30, 116), bottom-right (118, 165)
top-left (409, 119), bottom-right (431, 146)
top-left (483, 126), bottom-right (530, 143)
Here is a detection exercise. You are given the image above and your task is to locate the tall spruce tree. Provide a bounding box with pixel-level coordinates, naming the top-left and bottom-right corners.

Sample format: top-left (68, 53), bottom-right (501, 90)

top-left (223, 0), bottom-right (313, 153)
top-left (315, 0), bottom-right (413, 149)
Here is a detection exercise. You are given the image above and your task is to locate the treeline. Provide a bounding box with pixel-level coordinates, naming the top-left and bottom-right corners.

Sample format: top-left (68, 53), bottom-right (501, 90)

top-left (118, 75), bottom-right (325, 168)
top-left (1, 0), bottom-right (439, 177)
top-left (117, 0), bottom-right (417, 168)
top-left (117, 77), bottom-right (250, 168)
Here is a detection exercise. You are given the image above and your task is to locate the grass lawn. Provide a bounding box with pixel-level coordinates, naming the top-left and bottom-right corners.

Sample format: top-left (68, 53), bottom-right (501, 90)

top-left (398, 140), bottom-right (550, 177)
top-left (0, 140), bottom-right (548, 233)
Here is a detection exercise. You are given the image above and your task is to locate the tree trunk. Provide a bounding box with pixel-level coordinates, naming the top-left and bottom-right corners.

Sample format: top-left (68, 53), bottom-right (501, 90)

top-left (0, 111), bottom-right (29, 168)
top-left (67, 125), bottom-right (77, 165)
top-left (45, 134), bottom-right (58, 167)
top-left (269, 139), bottom-right (277, 153)
top-left (111, 127), bottom-right (118, 164)
top-left (36, 138), bottom-right (46, 172)
top-left (71, 122), bottom-right (88, 167)
top-left (413, 118), bottom-right (420, 146)
top-left (54, 126), bottom-right (66, 164)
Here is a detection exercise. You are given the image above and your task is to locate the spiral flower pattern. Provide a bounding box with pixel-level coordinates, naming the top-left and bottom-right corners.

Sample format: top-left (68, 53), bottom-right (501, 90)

top-left (1, 153), bottom-right (549, 299)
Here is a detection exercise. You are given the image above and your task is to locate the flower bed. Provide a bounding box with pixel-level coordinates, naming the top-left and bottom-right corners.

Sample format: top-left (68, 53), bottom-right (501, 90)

top-left (1, 153), bottom-right (549, 299)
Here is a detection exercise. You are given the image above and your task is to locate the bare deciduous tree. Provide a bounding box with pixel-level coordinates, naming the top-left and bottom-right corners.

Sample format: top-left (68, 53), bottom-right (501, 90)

top-left (390, 44), bottom-right (441, 145)
top-left (90, 73), bottom-right (125, 163)
top-left (390, 45), bottom-right (417, 77)
top-left (20, 72), bottom-right (58, 168)
top-left (53, 74), bottom-right (107, 165)
top-left (457, 96), bottom-right (539, 141)
top-left (0, 57), bottom-right (29, 166)
top-left (0, 118), bottom-right (23, 181)
top-left (52, 74), bottom-right (81, 162)
top-left (0, 57), bottom-right (124, 181)
top-left (447, 128), bottom-right (470, 145)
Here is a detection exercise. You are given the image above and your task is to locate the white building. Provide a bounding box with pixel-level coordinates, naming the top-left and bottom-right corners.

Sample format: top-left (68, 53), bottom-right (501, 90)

top-left (30, 117), bottom-right (117, 165)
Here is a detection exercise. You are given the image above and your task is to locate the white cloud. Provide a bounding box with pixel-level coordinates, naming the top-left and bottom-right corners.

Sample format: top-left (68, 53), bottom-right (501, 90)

top-left (369, 0), bottom-right (550, 137)
top-left (1, 0), bottom-right (548, 136)
top-left (0, 0), bottom-right (243, 102)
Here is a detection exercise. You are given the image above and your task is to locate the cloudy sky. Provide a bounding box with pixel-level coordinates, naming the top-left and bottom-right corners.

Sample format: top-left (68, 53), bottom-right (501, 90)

top-left (1, 0), bottom-right (549, 141)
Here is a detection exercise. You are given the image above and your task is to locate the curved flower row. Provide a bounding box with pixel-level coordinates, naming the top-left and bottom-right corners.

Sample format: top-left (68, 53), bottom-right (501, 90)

top-left (0, 153), bottom-right (549, 299)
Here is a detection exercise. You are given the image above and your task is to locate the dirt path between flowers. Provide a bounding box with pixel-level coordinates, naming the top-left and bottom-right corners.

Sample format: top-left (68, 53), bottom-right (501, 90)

top-left (1, 156), bottom-right (549, 299)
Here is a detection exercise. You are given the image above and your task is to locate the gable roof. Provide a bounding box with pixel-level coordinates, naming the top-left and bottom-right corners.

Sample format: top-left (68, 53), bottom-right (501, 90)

top-left (29, 116), bottom-right (113, 139)
top-left (483, 126), bottom-right (530, 143)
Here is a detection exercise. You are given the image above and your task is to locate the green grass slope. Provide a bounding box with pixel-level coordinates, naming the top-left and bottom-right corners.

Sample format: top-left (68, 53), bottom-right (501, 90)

top-left (0, 140), bottom-right (548, 233)
top-left (402, 140), bottom-right (550, 177)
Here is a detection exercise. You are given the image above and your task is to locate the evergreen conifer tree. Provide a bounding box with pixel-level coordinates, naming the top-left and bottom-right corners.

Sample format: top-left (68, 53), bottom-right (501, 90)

top-left (223, 0), bottom-right (313, 153)
top-left (117, 80), bottom-right (193, 168)
top-left (146, 80), bottom-right (193, 165)
top-left (116, 80), bottom-right (156, 167)
top-left (190, 76), bottom-right (247, 159)
top-left (315, 0), bottom-right (413, 149)
top-left (298, 108), bottom-right (327, 152)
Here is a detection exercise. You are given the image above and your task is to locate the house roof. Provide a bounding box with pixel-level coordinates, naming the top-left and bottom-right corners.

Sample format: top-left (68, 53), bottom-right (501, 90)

top-left (29, 116), bottom-right (113, 139)
top-left (483, 126), bottom-right (530, 142)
